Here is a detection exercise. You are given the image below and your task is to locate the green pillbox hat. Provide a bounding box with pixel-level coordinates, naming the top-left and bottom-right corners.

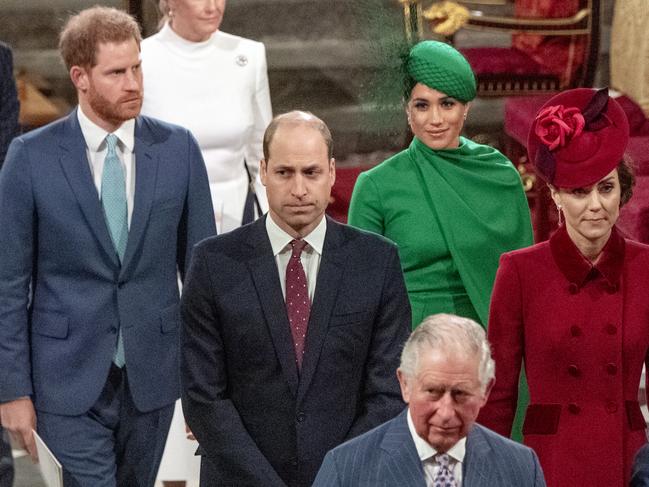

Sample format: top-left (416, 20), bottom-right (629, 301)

top-left (406, 40), bottom-right (476, 102)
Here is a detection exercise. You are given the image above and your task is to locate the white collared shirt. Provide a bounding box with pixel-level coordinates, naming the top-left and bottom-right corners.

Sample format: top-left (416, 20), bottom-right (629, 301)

top-left (77, 106), bottom-right (136, 226)
top-left (265, 214), bottom-right (327, 301)
top-left (407, 409), bottom-right (466, 486)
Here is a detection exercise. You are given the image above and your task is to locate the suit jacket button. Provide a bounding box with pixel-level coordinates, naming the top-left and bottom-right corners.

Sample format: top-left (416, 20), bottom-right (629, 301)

top-left (110, 327), bottom-right (117, 334)
top-left (605, 324), bottom-right (617, 335)
top-left (568, 403), bottom-right (580, 414)
top-left (605, 401), bottom-right (618, 413)
top-left (567, 364), bottom-right (580, 377)
top-left (606, 363), bottom-right (617, 375)
top-left (570, 325), bottom-right (581, 337)
top-left (117, 281), bottom-right (125, 289)
top-left (568, 283), bottom-right (579, 294)
top-left (296, 412), bottom-right (306, 423)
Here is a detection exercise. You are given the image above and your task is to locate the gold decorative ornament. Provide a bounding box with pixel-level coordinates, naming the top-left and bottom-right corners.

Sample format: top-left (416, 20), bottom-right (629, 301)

top-left (422, 1), bottom-right (470, 37)
top-left (397, 0), bottom-right (424, 42)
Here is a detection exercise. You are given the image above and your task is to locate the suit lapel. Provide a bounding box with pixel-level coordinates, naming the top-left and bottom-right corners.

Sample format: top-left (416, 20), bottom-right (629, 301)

top-left (120, 117), bottom-right (158, 276)
top-left (247, 218), bottom-right (299, 397)
top-left (379, 410), bottom-right (427, 486)
top-left (463, 425), bottom-right (495, 484)
top-left (296, 217), bottom-right (345, 403)
top-left (57, 111), bottom-right (119, 268)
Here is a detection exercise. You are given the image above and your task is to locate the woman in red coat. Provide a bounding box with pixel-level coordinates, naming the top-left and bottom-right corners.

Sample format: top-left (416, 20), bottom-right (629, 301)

top-left (479, 88), bottom-right (649, 486)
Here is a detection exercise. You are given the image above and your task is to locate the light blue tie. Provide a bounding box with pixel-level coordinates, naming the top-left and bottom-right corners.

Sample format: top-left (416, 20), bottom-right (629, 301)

top-left (101, 134), bottom-right (128, 367)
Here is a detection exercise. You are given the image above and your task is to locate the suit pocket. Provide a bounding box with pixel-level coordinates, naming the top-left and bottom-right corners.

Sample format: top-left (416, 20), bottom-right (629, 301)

top-left (31, 310), bottom-right (69, 339)
top-left (160, 303), bottom-right (180, 333)
top-left (329, 310), bottom-right (370, 327)
top-left (522, 403), bottom-right (561, 435)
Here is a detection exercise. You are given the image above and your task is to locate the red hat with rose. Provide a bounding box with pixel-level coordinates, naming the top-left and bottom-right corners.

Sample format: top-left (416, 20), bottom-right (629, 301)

top-left (527, 88), bottom-right (630, 189)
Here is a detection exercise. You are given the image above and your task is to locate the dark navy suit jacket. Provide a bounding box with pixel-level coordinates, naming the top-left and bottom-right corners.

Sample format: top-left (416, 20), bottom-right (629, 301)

top-left (0, 110), bottom-right (216, 415)
top-left (632, 444), bottom-right (649, 487)
top-left (313, 409), bottom-right (547, 486)
top-left (181, 215), bottom-right (411, 487)
top-left (0, 41), bottom-right (19, 167)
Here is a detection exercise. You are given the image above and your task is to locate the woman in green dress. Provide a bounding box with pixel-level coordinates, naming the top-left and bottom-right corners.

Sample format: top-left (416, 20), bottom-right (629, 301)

top-left (348, 40), bottom-right (534, 329)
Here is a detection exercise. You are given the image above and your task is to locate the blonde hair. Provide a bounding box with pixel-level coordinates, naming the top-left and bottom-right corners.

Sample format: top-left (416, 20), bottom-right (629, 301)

top-left (157, 0), bottom-right (171, 29)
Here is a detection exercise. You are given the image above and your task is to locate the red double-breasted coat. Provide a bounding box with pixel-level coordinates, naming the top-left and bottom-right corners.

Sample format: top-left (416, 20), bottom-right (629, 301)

top-left (479, 225), bottom-right (649, 486)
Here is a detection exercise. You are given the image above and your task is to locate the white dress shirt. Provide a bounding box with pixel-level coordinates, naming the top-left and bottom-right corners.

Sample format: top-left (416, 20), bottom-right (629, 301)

top-left (265, 214), bottom-right (327, 302)
top-left (407, 409), bottom-right (466, 486)
top-left (77, 106), bottom-right (136, 226)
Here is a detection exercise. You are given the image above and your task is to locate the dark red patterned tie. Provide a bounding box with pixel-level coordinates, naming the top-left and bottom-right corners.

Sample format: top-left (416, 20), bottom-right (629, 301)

top-left (286, 239), bottom-right (311, 369)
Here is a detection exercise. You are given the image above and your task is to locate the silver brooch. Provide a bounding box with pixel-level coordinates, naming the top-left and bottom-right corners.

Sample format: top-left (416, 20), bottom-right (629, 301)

top-left (235, 55), bottom-right (248, 67)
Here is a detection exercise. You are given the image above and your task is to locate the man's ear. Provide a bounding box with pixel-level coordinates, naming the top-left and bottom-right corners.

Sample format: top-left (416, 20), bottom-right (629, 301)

top-left (480, 378), bottom-right (495, 407)
top-left (70, 65), bottom-right (88, 92)
top-left (329, 157), bottom-right (336, 186)
top-left (397, 368), bottom-right (411, 404)
top-left (260, 159), bottom-right (268, 186)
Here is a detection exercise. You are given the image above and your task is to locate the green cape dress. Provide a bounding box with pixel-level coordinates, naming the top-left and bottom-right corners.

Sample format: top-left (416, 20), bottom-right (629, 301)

top-left (348, 136), bottom-right (534, 441)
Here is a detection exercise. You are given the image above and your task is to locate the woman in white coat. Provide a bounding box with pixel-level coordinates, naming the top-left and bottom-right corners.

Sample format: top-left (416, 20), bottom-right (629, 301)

top-left (140, 1), bottom-right (272, 485)
top-left (141, 0), bottom-right (272, 234)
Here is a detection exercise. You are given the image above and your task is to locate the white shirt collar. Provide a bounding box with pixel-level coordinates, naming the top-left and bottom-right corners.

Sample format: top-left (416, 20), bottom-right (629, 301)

top-left (77, 105), bottom-right (135, 153)
top-left (406, 409), bottom-right (467, 465)
top-left (265, 214), bottom-right (327, 256)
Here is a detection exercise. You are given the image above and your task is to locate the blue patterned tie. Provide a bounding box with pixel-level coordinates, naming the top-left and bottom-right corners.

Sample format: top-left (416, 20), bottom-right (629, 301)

top-left (433, 453), bottom-right (457, 487)
top-left (101, 134), bottom-right (128, 367)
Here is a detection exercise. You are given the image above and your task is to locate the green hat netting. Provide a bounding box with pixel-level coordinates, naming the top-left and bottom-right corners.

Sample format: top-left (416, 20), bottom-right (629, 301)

top-left (407, 40), bottom-right (476, 102)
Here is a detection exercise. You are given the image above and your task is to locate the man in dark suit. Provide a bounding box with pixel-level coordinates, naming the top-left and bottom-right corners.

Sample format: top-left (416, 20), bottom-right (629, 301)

top-left (0, 41), bottom-right (19, 168)
top-left (0, 7), bottom-right (215, 486)
top-left (632, 444), bottom-right (649, 487)
top-left (181, 110), bottom-right (411, 487)
top-left (313, 313), bottom-right (546, 487)
top-left (0, 40), bottom-right (19, 487)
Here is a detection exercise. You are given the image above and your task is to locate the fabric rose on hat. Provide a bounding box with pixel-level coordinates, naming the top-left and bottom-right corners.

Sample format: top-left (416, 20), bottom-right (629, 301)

top-left (534, 105), bottom-right (586, 151)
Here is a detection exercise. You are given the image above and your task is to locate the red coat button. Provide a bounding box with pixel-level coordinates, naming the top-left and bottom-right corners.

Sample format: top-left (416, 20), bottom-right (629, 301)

top-left (606, 363), bottom-right (617, 375)
top-left (605, 401), bottom-right (617, 413)
top-left (568, 403), bottom-right (581, 414)
top-left (606, 283), bottom-right (619, 294)
top-left (605, 324), bottom-right (617, 335)
top-left (568, 364), bottom-right (580, 377)
top-left (570, 325), bottom-right (581, 337)
top-left (568, 283), bottom-right (579, 294)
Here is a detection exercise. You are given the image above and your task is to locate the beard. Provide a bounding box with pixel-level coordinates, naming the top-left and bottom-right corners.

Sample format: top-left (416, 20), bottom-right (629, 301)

top-left (87, 80), bottom-right (142, 127)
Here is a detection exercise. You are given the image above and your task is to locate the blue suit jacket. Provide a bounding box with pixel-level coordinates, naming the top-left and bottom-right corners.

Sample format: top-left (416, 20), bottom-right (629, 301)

top-left (181, 215), bottom-right (411, 487)
top-left (313, 409), bottom-right (546, 486)
top-left (0, 110), bottom-right (216, 415)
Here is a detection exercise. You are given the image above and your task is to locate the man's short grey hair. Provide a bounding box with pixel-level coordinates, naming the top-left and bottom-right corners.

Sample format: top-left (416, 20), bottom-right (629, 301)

top-left (399, 313), bottom-right (495, 390)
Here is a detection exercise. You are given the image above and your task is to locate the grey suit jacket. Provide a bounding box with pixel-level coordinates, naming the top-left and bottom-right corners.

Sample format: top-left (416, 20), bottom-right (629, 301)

top-left (312, 409), bottom-right (546, 486)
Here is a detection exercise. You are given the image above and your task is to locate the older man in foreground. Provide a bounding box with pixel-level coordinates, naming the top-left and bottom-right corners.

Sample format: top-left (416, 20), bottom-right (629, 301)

top-left (313, 313), bottom-right (546, 486)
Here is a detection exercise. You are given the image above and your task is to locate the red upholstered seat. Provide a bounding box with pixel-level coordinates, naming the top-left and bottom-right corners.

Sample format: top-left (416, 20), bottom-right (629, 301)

top-left (446, 0), bottom-right (598, 96)
top-left (463, 47), bottom-right (553, 77)
top-left (326, 166), bottom-right (371, 224)
top-left (617, 175), bottom-right (649, 243)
